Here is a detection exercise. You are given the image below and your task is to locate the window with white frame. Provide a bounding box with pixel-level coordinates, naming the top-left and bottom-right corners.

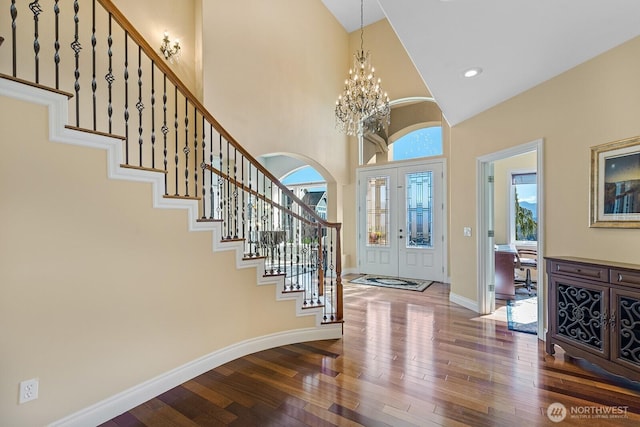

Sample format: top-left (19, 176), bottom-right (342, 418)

top-left (510, 171), bottom-right (537, 243)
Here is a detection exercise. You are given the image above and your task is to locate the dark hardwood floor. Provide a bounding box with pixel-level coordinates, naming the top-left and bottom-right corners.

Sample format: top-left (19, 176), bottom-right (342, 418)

top-left (101, 279), bottom-right (640, 426)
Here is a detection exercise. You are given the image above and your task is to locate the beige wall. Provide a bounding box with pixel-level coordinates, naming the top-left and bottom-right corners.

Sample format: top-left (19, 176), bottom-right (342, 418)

top-left (493, 151), bottom-right (537, 244)
top-left (0, 96), bottom-right (314, 426)
top-left (113, 0), bottom-right (198, 97)
top-left (450, 35), bottom-right (640, 301)
top-left (201, 0), bottom-right (350, 184)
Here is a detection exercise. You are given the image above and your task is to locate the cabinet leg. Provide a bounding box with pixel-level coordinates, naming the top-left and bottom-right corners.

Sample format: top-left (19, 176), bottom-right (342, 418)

top-left (546, 335), bottom-right (555, 355)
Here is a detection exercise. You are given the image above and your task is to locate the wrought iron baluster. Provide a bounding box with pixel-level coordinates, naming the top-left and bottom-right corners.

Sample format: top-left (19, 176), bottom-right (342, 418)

top-left (201, 117), bottom-right (206, 218)
top-left (137, 46), bottom-right (144, 166)
top-left (270, 180), bottom-right (274, 271)
top-left (54, 0), bottom-right (60, 88)
top-left (29, 0), bottom-right (42, 84)
top-left (11, 0), bottom-right (17, 77)
top-left (263, 173), bottom-right (268, 270)
top-left (105, 14), bottom-right (114, 133)
top-left (124, 31), bottom-right (129, 163)
top-left (174, 87), bottom-right (179, 195)
top-left (218, 135), bottom-right (223, 234)
top-left (150, 62), bottom-right (156, 169)
top-left (91, 0), bottom-right (97, 130)
top-left (248, 163), bottom-right (254, 255)
top-left (72, 0), bottom-right (82, 127)
top-left (254, 167), bottom-right (262, 256)
top-left (288, 219), bottom-right (294, 289)
top-left (294, 221), bottom-right (300, 289)
top-left (193, 106), bottom-right (198, 200)
top-left (162, 76), bottom-right (168, 194)
top-left (317, 223), bottom-right (323, 299)
top-left (302, 223), bottom-right (309, 303)
top-left (281, 194), bottom-right (286, 275)
top-left (183, 99), bottom-right (190, 196)
top-left (233, 148), bottom-right (238, 239)
top-left (226, 139), bottom-right (231, 238)
top-left (241, 155), bottom-right (245, 241)
top-left (326, 230), bottom-right (335, 321)
top-left (208, 127), bottom-right (214, 219)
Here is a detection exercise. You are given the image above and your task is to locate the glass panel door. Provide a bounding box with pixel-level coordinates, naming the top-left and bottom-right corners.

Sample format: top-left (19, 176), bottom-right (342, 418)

top-left (405, 171), bottom-right (433, 248)
top-left (358, 170), bottom-right (398, 276)
top-left (398, 162), bottom-right (443, 281)
top-left (366, 176), bottom-right (390, 247)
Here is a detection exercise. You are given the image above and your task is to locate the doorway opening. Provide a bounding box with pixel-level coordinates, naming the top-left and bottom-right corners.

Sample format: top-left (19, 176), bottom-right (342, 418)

top-left (477, 140), bottom-right (544, 337)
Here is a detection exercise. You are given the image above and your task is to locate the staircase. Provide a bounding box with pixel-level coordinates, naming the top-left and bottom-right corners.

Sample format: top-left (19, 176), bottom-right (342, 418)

top-left (1, 0), bottom-right (343, 320)
top-left (0, 1), bottom-right (342, 425)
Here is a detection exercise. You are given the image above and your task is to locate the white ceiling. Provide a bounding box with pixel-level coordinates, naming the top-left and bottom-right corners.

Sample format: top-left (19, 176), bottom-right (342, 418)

top-left (322, 0), bottom-right (640, 125)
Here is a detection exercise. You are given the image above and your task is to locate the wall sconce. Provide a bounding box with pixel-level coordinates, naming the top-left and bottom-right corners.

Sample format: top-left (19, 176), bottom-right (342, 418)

top-left (160, 31), bottom-right (180, 62)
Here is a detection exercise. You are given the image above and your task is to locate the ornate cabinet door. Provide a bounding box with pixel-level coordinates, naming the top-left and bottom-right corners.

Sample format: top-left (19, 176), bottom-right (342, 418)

top-left (549, 277), bottom-right (610, 358)
top-left (611, 288), bottom-right (640, 372)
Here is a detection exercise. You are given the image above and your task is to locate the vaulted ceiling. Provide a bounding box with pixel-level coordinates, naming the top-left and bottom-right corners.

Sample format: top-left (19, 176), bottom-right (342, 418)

top-left (321, 0), bottom-right (640, 125)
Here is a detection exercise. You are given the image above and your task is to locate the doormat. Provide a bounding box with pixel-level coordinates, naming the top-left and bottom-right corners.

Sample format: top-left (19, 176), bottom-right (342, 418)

top-left (507, 297), bottom-right (537, 334)
top-left (349, 275), bottom-right (433, 292)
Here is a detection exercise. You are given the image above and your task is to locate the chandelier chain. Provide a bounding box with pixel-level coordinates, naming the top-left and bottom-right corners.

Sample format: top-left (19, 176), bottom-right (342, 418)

top-left (335, 0), bottom-right (390, 136)
top-left (360, 0), bottom-right (364, 53)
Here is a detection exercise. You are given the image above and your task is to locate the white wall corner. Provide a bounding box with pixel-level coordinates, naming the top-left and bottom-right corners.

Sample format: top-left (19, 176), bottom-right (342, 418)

top-left (449, 292), bottom-right (479, 313)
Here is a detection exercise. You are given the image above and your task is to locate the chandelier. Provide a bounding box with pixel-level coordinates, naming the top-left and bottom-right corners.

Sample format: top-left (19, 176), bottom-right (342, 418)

top-left (335, 0), bottom-right (390, 136)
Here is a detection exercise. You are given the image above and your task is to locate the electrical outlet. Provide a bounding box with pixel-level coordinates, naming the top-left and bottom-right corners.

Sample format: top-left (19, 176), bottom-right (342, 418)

top-left (463, 227), bottom-right (472, 237)
top-left (19, 378), bottom-right (39, 404)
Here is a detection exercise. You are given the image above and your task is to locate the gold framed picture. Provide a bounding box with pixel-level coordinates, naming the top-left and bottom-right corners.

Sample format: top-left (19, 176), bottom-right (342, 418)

top-left (590, 136), bottom-right (640, 228)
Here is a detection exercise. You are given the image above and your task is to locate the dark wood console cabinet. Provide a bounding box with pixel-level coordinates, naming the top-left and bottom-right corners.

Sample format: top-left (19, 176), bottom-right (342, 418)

top-left (545, 256), bottom-right (640, 381)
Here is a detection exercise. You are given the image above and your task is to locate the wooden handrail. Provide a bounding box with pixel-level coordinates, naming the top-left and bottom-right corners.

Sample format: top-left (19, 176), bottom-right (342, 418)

top-left (97, 0), bottom-right (334, 228)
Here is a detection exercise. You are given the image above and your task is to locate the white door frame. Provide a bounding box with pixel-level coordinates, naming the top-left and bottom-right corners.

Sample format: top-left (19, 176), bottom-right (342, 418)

top-left (477, 139), bottom-right (545, 338)
top-left (356, 158), bottom-right (448, 282)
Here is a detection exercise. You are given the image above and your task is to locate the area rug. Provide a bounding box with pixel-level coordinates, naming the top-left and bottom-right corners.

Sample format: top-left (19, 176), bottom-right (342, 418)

top-left (349, 275), bottom-right (433, 292)
top-left (507, 297), bottom-right (538, 334)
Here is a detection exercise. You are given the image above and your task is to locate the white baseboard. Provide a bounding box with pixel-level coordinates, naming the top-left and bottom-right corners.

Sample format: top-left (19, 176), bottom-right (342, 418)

top-left (49, 325), bottom-right (342, 427)
top-left (449, 292), bottom-right (479, 313)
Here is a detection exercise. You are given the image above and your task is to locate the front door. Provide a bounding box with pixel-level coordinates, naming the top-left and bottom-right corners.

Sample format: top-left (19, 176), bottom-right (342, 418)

top-left (357, 160), bottom-right (445, 281)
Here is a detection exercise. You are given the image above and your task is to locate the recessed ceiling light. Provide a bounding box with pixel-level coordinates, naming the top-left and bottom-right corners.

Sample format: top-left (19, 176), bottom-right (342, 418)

top-left (463, 67), bottom-right (483, 78)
